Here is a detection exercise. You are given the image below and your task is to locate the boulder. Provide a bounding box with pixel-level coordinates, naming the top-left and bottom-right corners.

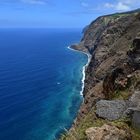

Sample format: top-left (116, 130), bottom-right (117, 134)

top-left (126, 89), bottom-right (140, 130)
top-left (96, 100), bottom-right (128, 121)
top-left (132, 110), bottom-right (140, 130)
top-left (85, 124), bottom-right (132, 140)
top-left (129, 90), bottom-right (140, 107)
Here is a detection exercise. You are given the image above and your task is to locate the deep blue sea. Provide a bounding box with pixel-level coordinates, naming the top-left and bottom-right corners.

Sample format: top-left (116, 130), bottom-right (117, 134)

top-left (0, 28), bottom-right (88, 140)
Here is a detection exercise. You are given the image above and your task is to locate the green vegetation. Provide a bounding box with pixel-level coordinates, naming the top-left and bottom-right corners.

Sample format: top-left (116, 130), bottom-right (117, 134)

top-left (111, 13), bottom-right (130, 19)
top-left (61, 110), bottom-right (140, 140)
top-left (60, 108), bottom-right (107, 140)
top-left (60, 11), bottom-right (140, 139)
top-left (113, 89), bottom-right (131, 100)
top-left (112, 118), bottom-right (140, 140)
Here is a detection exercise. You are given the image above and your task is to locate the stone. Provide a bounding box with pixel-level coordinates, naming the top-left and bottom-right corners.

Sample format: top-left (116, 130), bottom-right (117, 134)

top-left (127, 90), bottom-right (140, 130)
top-left (85, 124), bottom-right (131, 140)
top-left (96, 100), bottom-right (128, 121)
top-left (124, 90), bottom-right (140, 116)
top-left (129, 90), bottom-right (140, 107)
top-left (132, 111), bottom-right (140, 130)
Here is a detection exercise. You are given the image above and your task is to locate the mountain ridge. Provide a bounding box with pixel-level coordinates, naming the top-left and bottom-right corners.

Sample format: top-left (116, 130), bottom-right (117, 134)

top-left (61, 9), bottom-right (140, 140)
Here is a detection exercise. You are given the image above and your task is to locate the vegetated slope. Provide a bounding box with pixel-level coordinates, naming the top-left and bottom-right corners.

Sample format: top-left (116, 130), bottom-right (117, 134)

top-left (61, 10), bottom-right (140, 140)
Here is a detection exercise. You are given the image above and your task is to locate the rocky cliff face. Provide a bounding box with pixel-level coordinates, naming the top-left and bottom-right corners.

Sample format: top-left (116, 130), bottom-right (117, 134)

top-left (61, 10), bottom-right (140, 140)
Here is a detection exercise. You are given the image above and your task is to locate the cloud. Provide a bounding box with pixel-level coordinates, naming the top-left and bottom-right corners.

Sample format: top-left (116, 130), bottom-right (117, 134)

top-left (116, 2), bottom-right (130, 11)
top-left (105, 2), bottom-right (130, 11)
top-left (21, 0), bottom-right (47, 5)
top-left (122, 0), bottom-right (140, 6)
top-left (104, 0), bottom-right (140, 11)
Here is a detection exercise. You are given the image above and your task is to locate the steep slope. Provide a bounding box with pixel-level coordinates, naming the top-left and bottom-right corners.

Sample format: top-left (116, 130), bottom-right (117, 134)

top-left (61, 10), bottom-right (140, 140)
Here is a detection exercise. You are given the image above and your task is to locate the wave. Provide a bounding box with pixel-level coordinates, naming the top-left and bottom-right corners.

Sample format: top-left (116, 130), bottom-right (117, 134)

top-left (67, 46), bottom-right (91, 96)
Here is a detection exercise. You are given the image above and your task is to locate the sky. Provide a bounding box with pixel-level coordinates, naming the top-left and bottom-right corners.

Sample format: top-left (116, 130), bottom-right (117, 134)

top-left (0, 0), bottom-right (140, 28)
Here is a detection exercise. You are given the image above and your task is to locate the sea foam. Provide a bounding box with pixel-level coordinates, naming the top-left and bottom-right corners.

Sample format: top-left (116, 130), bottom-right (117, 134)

top-left (67, 46), bottom-right (91, 96)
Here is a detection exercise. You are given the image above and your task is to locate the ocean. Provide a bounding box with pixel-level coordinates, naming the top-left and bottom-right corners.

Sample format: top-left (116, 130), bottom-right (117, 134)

top-left (0, 28), bottom-right (88, 140)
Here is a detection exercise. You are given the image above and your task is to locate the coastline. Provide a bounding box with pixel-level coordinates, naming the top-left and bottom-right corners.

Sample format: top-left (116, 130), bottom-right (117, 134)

top-left (67, 46), bottom-right (91, 96)
top-left (62, 10), bottom-right (140, 140)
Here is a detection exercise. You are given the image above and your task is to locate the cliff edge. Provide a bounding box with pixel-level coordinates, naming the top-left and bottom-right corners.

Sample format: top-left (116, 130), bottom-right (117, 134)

top-left (61, 9), bottom-right (140, 140)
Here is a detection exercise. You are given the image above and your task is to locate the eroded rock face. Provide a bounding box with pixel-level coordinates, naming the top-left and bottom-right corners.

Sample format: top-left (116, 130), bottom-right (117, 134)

top-left (85, 124), bottom-right (132, 140)
top-left (129, 90), bottom-right (140, 108)
top-left (132, 111), bottom-right (140, 130)
top-left (128, 37), bottom-right (140, 69)
top-left (125, 90), bottom-right (140, 117)
top-left (70, 11), bottom-right (140, 131)
top-left (96, 100), bottom-right (128, 121)
top-left (123, 73), bottom-right (140, 130)
top-left (127, 86), bottom-right (140, 130)
top-left (103, 68), bottom-right (124, 99)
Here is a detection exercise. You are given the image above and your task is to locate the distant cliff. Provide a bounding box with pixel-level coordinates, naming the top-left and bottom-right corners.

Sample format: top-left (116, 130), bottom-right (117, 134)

top-left (61, 9), bottom-right (140, 140)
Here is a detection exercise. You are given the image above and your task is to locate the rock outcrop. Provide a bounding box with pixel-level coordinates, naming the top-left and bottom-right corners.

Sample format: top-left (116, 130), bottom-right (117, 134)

top-left (96, 100), bottom-right (128, 121)
top-left (72, 11), bottom-right (140, 124)
top-left (61, 9), bottom-right (140, 140)
top-left (103, 68), bottom-right (125, 99)
top-left (132, 111), bottom-right (140, 130)
top-left (128, 37), bottom-right (140, 69)
top-left (85, 124), bottom-right (131, 140)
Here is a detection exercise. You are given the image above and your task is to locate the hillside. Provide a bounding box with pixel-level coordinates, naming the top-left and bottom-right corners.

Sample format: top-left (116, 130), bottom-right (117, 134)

top-left (61, 10), bottom-right (140, 140)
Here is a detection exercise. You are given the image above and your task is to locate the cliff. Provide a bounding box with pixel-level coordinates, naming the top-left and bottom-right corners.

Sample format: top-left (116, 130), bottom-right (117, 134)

top-left (61, 9), bottom-right (140, 140)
